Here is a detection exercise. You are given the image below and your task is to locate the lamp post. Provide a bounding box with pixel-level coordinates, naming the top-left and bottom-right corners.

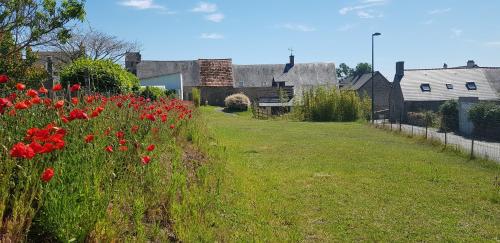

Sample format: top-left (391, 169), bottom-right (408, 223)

top-left (371, 32), bottom-right (381, 123)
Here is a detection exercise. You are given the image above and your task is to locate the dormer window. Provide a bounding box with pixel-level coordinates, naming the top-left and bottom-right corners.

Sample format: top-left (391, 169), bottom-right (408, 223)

top-left (446, 84), bottom-right (453, 89)
top-left (466, 82), bottom-right (477, 90)
top-left (420, 83), bottom-right (431, 92)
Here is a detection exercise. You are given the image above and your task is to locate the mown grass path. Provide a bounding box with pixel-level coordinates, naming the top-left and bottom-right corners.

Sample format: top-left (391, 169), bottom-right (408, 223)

top-left (202, 107), bottom-right (500, 242)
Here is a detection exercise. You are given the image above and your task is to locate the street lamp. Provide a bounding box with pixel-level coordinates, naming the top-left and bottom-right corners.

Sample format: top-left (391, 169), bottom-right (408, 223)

top-left (371, 32), bottom-right (381, 123)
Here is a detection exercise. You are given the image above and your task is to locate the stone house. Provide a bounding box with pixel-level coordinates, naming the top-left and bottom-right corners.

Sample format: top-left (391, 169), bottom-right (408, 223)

top-left (126, 52), bottom-right (337, 106)
top-left (339, 71), bottom-right (392, 115)
top-left (389, 61), bottom-right (500, 121)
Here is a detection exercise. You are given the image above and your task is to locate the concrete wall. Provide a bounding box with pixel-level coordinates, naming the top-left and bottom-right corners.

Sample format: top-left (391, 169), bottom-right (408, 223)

top-left (458, 97), bottom-right (479, 136)
top-left (140, 73), bottom-right (183, 100)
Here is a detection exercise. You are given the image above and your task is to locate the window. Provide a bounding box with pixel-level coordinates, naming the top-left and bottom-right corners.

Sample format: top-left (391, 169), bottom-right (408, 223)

top-left (446, 84), bottom-right (453, 89)
top-left (466, 82), bottom-right (477, 90)
top-left (420, 83), bottom-right (431, 92)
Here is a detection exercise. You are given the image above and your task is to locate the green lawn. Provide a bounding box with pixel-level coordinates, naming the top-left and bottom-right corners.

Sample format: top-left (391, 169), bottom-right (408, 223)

top-left (202, 107), bottom-right (500, 242)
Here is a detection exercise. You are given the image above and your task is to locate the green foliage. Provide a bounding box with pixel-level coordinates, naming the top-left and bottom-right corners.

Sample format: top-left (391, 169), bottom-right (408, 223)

top-left (336, 63), bottom-right (354, 79)
top-left (439, 100), bottom-right (459, 132)
top-left (353, 62), bottom-right (372, 76)
top-left (60, 58), bottom-right (140, 93)
top-left (407, 111), bottom-right (438, 127)
top-left (139, 86), bottom-right (166, 100)
top-left (192, 88), bottom-right (201, 107)
top-left (294, 87), bottom-right (368, 122)
top-left (469, 102), bottom-right (500, 128)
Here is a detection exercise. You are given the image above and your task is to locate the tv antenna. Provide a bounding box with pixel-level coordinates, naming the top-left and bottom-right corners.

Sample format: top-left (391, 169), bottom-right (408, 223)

top-left (288, 48), bottom-right (294, 56)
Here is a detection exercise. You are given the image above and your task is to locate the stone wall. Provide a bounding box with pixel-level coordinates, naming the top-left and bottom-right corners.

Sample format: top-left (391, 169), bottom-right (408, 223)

top-left (199, 59), bottom-right (234, 87)
top-left (200, 86), bottom-right (292, 106)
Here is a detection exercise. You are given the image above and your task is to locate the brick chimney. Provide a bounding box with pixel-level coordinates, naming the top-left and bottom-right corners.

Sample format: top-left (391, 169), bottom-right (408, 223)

top-left (394, 61), bottom-right (404, 83)
top-left (289, 54), bottom-right (295, 67)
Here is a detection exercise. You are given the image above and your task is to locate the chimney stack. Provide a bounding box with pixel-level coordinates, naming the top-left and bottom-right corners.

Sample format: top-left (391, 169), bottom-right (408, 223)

top-left (443, 63), bottom-right (448, 69)
top-left (289, 54), bottom-right (295, 67)
top-left (396, 61), bottom-right (405, 78)
top-left (467, 60), bottom-right (476, 68)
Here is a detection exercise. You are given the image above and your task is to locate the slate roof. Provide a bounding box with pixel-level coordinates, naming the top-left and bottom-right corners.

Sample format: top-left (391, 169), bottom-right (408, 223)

top-left (399, 68), bottom-right (500, 101)
top-left (339, 72), bottom-right (385, 90)
top-left (232, 62), bottom-right (337, 89)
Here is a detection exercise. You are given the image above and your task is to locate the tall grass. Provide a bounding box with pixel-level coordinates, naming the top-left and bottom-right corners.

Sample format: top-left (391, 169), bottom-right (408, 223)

top-left (192, 88), bottom-right (201, 107)
top-left (293, 87), bottom-right (370, 122)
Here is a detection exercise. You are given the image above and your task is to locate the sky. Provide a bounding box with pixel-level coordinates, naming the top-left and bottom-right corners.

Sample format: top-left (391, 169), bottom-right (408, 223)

top-left (83, 0), bottom-right (500, 79)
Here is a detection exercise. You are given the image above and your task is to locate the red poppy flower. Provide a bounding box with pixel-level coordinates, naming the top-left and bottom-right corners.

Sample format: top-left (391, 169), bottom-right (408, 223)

top-left (119, 139), bottom-right (127, 145)
top-left (15, 101), bottom-right (29, 110)
top-left (41, 168), bottom-right (55, 182)
top-left (61, 116), bottom-right (69, 123)
top-left (116, 131), bottom-right (125, 139)
top-left (29, 141), bottom-right (45, 154)
top-left (141, 156), bottom-right (151, 165)
top-left (10, 142), bottom-right (36, 159)
top-left (16, 83), bottom-right (26, 91)
top-left (105, 146), bottom-right (113, 153)
top-left (85, 134), bottom-right (94, 143)
top-left (70, 84), bottom-right (81, 92)
top-left (131, 125), bottom-right (139, 133)
top-left (119, 146), bottom-right (128, 152)
top-left (147, 144), bottom-right (155, 151)
top-left (170, 124), bottom-right (175, 129)
top-left (52, 83), bottom-right (63, 91)
top-left (0, 74), bottom-right (9, 83)
top-left (39, 86), bottom-right (48, 94)
top-left (146, 114), bottom-right (156, 121)
top-left (71, 97), bottom-right (79, 105)
top-left (8, 109), bottom-right (16, 116)
top-left (26, 89), bottom-right (38, 97)
top-left (54, 100), bottom-right (64, 109)
top-left (31, 96), bottom-right (42, 104)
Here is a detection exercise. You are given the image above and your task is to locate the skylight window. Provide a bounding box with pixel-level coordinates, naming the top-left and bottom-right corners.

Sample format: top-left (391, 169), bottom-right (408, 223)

top-left (420, 83), bottom-right (431, 92)
top-left (466, 82), bottom-right (477, 90)
top-left (446, 84), bottom-right (453, 89)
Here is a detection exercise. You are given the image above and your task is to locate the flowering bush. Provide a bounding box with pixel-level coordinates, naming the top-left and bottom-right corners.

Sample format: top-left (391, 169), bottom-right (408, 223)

top-left (0, 76), bottom-right (196, 241)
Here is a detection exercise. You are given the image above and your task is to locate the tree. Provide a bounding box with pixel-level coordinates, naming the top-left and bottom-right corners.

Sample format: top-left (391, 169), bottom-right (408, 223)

top-left (0, 0), bottom-right (85, 59)
top-left (46, 29), bottom-right (141, 63)
top-left (353, 63), bottom-right (372, 76)
top-left (336, 63), bottom-right (354, 79)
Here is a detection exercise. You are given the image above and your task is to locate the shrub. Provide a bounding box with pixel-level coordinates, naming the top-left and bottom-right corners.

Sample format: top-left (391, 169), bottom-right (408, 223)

top-left (139, 86), bottom-right (166, 100)
top-left (407, 111), bottom-right (438, 127)
top-left (224, 93), bottom-right (250, 111)
top-left (192, 88), bottom-right (201, 107)
top-left (293, 87), bottom-right (366, 122)
top-left (469, 102), bottom-right (500, 139)
top-left (439, 100), bottom-right (458, 132)
top-left (60, 58), bottom-right (140, 93)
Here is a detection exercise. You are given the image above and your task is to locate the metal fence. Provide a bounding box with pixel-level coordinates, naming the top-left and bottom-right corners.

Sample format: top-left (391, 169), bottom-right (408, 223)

top-left (374, 119), bottom-right (500, 163)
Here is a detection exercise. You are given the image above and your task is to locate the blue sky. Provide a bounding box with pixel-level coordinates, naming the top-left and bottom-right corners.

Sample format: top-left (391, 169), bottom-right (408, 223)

top-left (84, 0), bottom-right (500, 79)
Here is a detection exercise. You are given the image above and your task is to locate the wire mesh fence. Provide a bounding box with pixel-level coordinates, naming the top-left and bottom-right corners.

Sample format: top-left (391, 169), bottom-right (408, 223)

top-left (375, 119), bottom-right (500, 163)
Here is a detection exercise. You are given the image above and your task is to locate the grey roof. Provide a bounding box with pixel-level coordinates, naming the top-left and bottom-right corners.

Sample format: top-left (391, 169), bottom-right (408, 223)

top-left (233, 63), bottom-right (337, 88)
top-left (483, 68), bottom-right (500, 94)
top-left (339, 72), bottom-right (386, 90)
top-left (137, 60), bottom-right (200, 86)
top-left (400, 68), bottom-right (499, 101)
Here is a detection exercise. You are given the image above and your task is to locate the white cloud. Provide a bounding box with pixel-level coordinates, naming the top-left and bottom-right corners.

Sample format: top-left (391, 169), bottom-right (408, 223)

top-left (339, 0), bottom-right (387, 15)
top-left (206, 13), bottom-right (225, 23)
top-left (357, 10), bottom-right (383, 18)
top-left (278, 24), bottom-right (316, 32)
top-left (200, 33), bottom-right (224, 39)
top-left (451, 28), bottom-right (463, 37)
top-left (338, 24), bottom-right (356, 31)
top-left (428, 8), bottom-right (451, 15)
top-left (192, 2), bottom-right (217, 13)
top-left (119, 0), bottom-right (165, 10)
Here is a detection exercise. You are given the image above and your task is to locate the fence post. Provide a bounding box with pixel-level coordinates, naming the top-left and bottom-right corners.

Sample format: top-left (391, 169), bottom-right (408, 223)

top-left (425, 124), bottom-right (428, 139)
top-left (470, 131), bottom-right (475, 159)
